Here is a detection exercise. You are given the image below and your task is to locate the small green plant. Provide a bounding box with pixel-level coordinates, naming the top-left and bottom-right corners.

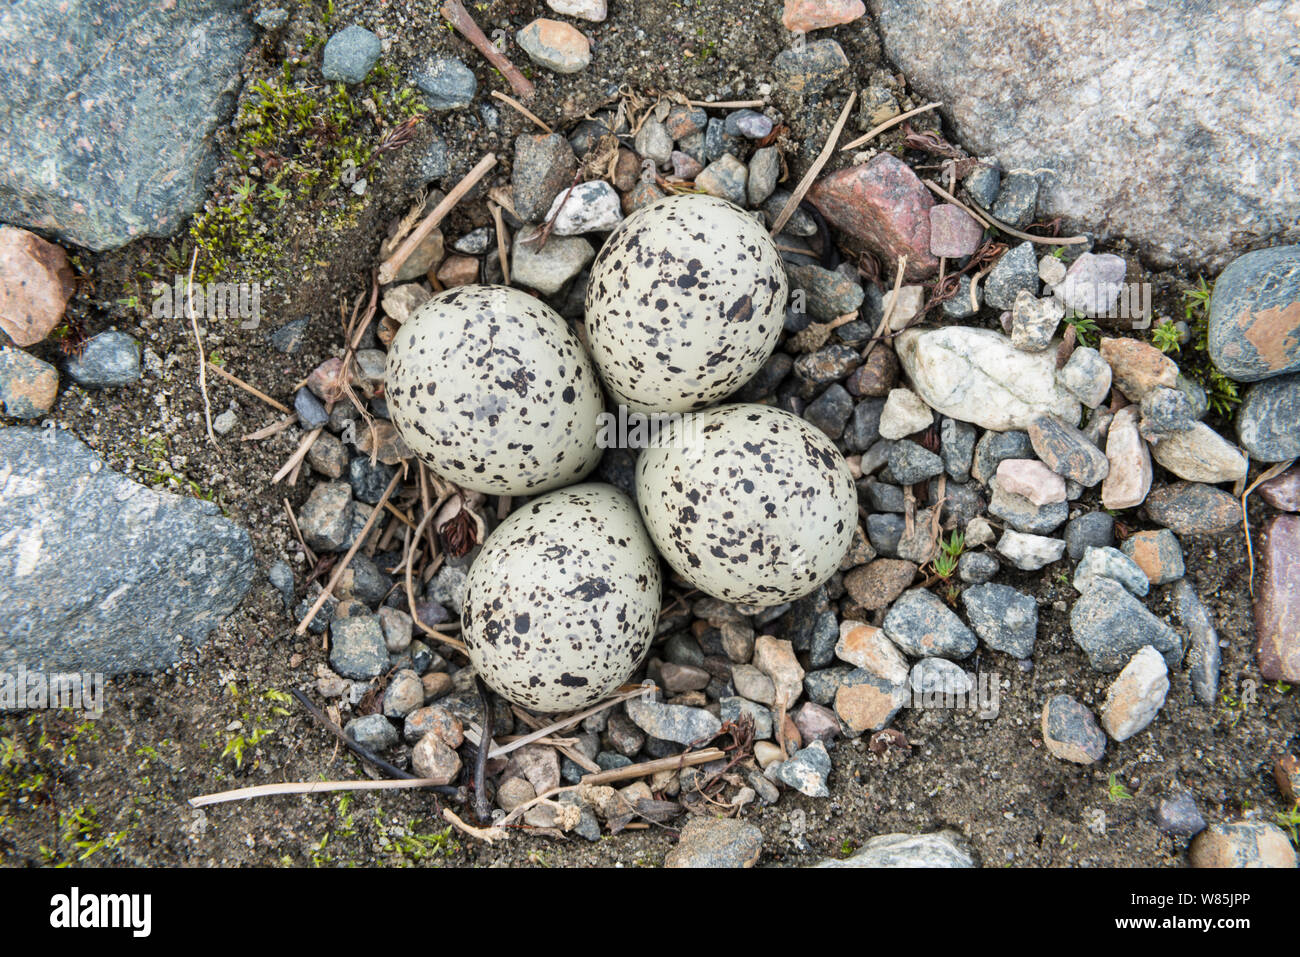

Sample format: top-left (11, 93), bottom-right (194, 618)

top-left (1182, 275), bottom-right (1213, 323)
top-left (1151, 319), bottom-right (1182, 354)
top-left (1276, 803), bottom-right (1300, 845)
top-left (1065, 313), bottom-right (1100, 348)
top-left (217, 683), bottom-right (285, 771)
top-left (929, 530), bottom-right (965, 580)
top-left (1219, 687), bottom-right (1249, 727)
top-left (1106, 774), bottom-right (1133, 803)
top-left (839, 838), bottom-right (855, 858)
top-left (1179, 276), bottom-right (1242, 418)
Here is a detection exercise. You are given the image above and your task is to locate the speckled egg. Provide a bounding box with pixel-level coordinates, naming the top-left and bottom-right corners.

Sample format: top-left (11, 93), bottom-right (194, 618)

top-left (461, 483), bottom-right (663, 712)
top-left (385, 284), bottom-right (605, 495)
top-left (635, 403), bottom-right (856, 605)
top-left (584, 194), bottom-right (787, 414)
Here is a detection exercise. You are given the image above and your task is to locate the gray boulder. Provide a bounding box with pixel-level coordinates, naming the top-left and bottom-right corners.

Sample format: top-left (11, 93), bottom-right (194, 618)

top-left (868, 0), bottom-right (1300, 267)
top-left (0, 0), bottom-right (254, 250)
top-left (0, 427), bottom-right (255, 674)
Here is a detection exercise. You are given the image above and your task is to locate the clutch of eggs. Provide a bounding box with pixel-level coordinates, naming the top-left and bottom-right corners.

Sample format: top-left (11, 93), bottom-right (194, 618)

top-left (461, 483), bottom-right (663, 712)
top-left (385, 285), bottom-right (605, 496)
top-left (584, 194), bottom-right (788, 414)
top-left (635, 403), bottom-right (857, 605)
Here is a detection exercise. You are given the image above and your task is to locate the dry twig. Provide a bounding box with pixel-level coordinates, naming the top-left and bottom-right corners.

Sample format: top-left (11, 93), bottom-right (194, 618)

top-left (207, 362), bottom-right (291, 415)
top-left (378, 153), bottom-right (498, 284)
top-left (440, 0), bottom-right (535, 100)
top-left (770, 91), bottom-right (856, 236)
top-left (839, 101), bottom-right (942, 152)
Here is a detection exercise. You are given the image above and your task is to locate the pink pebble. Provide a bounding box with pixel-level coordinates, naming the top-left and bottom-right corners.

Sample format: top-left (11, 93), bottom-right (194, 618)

top-left (929, 203), bottom-right (984, 258)
top-left (997, 458), bottom-right (1067, 505)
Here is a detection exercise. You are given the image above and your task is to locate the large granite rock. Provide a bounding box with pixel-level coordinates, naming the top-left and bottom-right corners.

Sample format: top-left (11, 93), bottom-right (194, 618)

top-left (868, 0), bottom-right (1300, 268)
top-left (0, 427), bottom-right (255, 674)
top-left (0, 1), bottom-right (254, 251)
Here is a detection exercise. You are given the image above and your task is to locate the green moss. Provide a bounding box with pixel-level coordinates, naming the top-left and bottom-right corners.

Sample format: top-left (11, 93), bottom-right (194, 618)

top-left (188, 59), bottom-right (425, 285)
top-left (1178, 276), bottom-right (1241, 419)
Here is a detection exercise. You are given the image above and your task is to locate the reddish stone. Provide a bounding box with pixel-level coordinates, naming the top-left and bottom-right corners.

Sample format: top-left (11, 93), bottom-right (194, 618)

top-left (435, 254), bottom-right (479, 288)
top-left (1258, 466), bottom-right (1300, 512)
top-left (0, 226), bottom-right (75, 347)
top-left (808, 154), bottom-right (939, 281)
top-left (1255, 514), bottom-right (1300, 682)
top-left (929, 203), bottom-right (983, 258)
top-left (845, 344), bottom-right (899, 397)
top-left (782, 0), bottom-right (866, 32)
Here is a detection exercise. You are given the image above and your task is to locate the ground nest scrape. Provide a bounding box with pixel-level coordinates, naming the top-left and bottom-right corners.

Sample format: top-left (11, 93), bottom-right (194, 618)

top-left (1, 0), bottom-right (1296, 869)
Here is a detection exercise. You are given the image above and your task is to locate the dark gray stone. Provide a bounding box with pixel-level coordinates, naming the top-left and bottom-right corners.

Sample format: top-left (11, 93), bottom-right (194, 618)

top-left (1042, 694), bottom-right (1106, 764)
top-left (1139, 386), bottom-right (1198, 441)
top-left (958, 551), bottom-right (998, 584)
top-left (329, 614), bottom-right (388, 679)
top-left (929, 478), bottom-right (987, 526)
top-left (416, 133), bottom-right (450, 182)
top-left (322, 25), bottom-right (381, 84)
top-left (861, 477), bottom-right (904, 513)
top-left (268, 560), bottom-right (294, 613)
top-left (984, 241), bottom-right (1038, 311)
top-left (883, 588), bottom-right (977, 659)
top-left (1171, 579), bottom-right (1220, 706)
top-left (1154, 790), bottom-right (1207, 837)
top-left (1064, 511), bottom-right (1115, 559)
top-left (991, 172), bottom-right (1039, 227)
top-left (63, 331), bottom-right (140, 388)
top-left (965, 163), bottom-right (1000, 209)
top-left (0, 427), bottom-right (254, 674)
top-left (961, 583), bottom-right (1037, 658)
top-left (269, 318), bottom-right (308, 355)
top-left (348, 455), bottom-right (396, 505)
top-left (866, 513), bottom-right (904, 556)
top-left (1028, 413), bottom-right (1109, 487)
top-left (888, 439), bottom-right (945, 485)
top-left (0, 0), bottom-right (254, 250)
top-left (1237, 372), bottom-right (1300, 462)
top-left (294, 387), bottom-right (329, 430)
top-left (512, 134), bottom-right (577, 223)
top-left (1070, 577), bottom-right (1182, 671)
top-left (787, 263), bottom-right (865, 323)
top-left (942, 274), bottom-right (979, 319)
top-left (1207, 244), bottom-right (1300, 381)
top-left (736, 351), bottom-right (793, 401)
top-left (844, 398), bottom-right (886, 452)
top-left (703, 117), bottom-right (743, 162)
top-left (411, 56), bottom-right (476, 109)
top-left (940, 417), bottom-right (976, 483)
top-left (803, 665), bottom-right (854, 706)
top-left (345, 713), bottom-right (398, 752)
top-left (804, 384), bottom-right (853, 439)
top-left (1144, 482), bottom-right (1242, 536)
top-left (971, 429), bottom-right (1034, 485)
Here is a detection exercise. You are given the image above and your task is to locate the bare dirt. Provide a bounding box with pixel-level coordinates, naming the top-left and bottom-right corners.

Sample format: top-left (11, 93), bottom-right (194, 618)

top-left (0, 0), bottom-right (1294, 868)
